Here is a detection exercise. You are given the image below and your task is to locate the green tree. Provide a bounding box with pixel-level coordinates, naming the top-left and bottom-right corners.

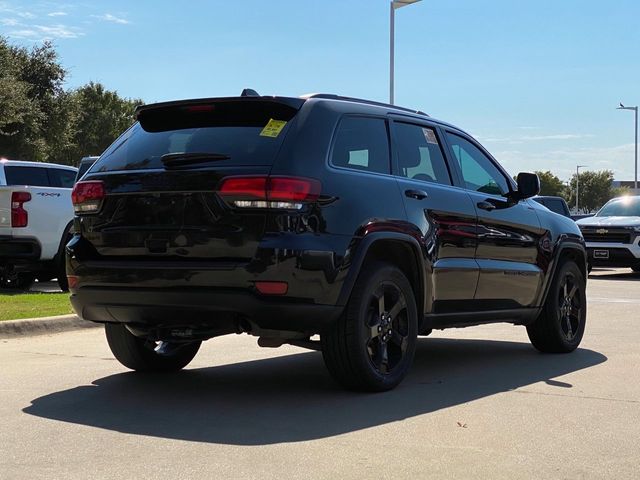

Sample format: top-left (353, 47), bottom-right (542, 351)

top-left (0, 37), bottom-right (68, 162)
top-left (534, 170), bottom-right (567, 197)
top-left (567, 170), bottom-right (618, 212)
top-left (0, 36), bottom-right (142, 165)
top-left (64, 82), bottom-right (142, 163)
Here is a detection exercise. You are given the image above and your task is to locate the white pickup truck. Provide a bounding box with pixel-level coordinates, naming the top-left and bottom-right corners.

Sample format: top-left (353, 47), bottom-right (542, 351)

top-left (0, 159), bottom-right (77, 290)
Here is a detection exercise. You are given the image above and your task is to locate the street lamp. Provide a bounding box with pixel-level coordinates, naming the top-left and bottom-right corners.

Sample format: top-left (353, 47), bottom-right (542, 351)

top-left (390, 0), bottom-right (422, 105)
top-left (616, 103), bottom-right (638, 190)
top-left (576, 165), bottom-right (587, 212)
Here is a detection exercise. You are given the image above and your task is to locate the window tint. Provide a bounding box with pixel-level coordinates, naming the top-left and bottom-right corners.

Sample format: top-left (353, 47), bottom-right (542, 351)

top-left (394, 123), bottom-right (451, 185)
top-left (331, 117), bottom-right (390, 174)
top-left (49, 169), bottom-right (76, 188)
top-left (546, 199), bottom-right (566, 216)
top-left (92, 100), bottom-right (299, 172)
top-left (4, 166), bottom-right (50, 187)
top-left (446, 133), bottom-right (509, 195)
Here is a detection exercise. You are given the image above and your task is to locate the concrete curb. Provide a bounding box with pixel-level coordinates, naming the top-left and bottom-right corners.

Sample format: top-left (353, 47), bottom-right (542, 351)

top-left (0, 314), bottom-right (100, 339)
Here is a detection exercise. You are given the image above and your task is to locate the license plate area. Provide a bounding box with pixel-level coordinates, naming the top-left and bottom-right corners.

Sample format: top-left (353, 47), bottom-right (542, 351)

top-left (593, 249), bottom-right (609, 259)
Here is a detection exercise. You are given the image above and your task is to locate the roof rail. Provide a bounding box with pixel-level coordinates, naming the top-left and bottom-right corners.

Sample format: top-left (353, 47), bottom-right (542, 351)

top-left (302, 93), bottom-right (428, 116)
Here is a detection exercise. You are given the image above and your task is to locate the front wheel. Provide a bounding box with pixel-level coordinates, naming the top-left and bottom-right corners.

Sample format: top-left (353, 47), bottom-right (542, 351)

top-left (321, 262), bottom-right (418, 391)
top-left (527, 260), bottom-right (586, 353)
top-left (105, 323), bottom-right (201, 372)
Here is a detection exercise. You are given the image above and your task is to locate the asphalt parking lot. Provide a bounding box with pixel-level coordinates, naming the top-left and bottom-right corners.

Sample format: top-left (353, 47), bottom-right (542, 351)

top-left (1, 269), bottom-right (639, 479)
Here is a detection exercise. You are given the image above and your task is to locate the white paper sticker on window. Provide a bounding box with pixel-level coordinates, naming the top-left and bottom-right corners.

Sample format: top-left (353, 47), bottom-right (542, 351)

top-left (422, 128), bottom-right (438, 145)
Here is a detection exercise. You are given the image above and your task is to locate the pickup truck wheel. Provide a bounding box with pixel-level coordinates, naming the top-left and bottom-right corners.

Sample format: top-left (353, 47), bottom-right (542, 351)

top-left (1, 273), bottom-right (36, 291)
top-left (321, 262), bottom-right (418, 392)
top-left (527, 260), bottom-right (586, 353)
top-left (105, 323), bottom-right (201, 372)
top-left (56, 228), bottom-right (73, 292)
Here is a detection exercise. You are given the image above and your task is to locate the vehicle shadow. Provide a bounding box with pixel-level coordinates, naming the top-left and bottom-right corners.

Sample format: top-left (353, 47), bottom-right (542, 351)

top-left (23, 338), bottom-right (606, 445)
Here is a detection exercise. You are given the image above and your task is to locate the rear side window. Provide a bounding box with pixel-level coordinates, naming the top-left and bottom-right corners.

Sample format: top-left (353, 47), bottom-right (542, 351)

top-left (92, 100), bottom-right (299, 172)
top-left (330, 117), bottom-right (390, 174)
top-left (394, 123), bottom-right (451, 185)
top-left (4, 166), bottom-right (50, 187)
top-left (49, 169), bottom-right (76, 188)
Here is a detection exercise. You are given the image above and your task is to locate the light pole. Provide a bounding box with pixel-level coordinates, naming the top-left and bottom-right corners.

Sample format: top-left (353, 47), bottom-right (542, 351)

top-left (617, 103), bottom-right (638, 190)
top-left (390, 0), bottom-right (422, 105)
top-left (576, 165), bottom-right (587, 212)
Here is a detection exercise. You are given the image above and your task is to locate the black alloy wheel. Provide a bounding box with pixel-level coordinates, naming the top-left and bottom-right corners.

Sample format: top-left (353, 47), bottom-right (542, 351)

top-left (527, 260), bottom-right (586, 353)
top-left (365, 281), bottom-right (410, 375)
top-left (321, 261), bottom-right (418, 391)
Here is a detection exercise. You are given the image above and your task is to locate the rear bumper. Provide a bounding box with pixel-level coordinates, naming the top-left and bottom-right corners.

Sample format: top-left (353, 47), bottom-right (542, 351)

top-left (70, 287), bottom-right (342, 334)
top-left (0, 235), bottom-right (41, 260)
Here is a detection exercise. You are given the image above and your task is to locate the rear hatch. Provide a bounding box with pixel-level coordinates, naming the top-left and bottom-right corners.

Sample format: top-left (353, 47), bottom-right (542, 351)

top-left (76, 97), bottom-right (304, 261)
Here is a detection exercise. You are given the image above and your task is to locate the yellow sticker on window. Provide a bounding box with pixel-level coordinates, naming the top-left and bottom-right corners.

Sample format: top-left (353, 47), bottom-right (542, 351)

top-left (260, 119), bottom-right (287, 138)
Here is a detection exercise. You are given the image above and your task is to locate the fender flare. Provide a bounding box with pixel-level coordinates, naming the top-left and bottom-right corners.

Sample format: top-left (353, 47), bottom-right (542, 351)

top-left (538, 238), bottom-right (587, 306)
top-left (336, 232), bottom-right (426, 310)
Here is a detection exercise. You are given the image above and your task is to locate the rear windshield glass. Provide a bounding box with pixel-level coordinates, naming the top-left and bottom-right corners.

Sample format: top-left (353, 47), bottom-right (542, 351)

top-left (91, 100), bottom-right (299, 173)
top-left (4, 166), bottom-right (50, 187)
top-left (597, 197), bottom-right (640, 217)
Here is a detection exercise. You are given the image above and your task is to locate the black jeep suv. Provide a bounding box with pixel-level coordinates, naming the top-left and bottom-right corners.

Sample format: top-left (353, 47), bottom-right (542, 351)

top-left (67, 92), bottom-right (587, 391)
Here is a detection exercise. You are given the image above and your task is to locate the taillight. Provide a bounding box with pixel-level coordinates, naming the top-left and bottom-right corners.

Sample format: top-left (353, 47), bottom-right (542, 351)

top-left (219, 176), bottom-right (321, 210)
top-left (11, 191), bottom-right (31, 227)
top-left (72, 180), bottom-right (105, 213)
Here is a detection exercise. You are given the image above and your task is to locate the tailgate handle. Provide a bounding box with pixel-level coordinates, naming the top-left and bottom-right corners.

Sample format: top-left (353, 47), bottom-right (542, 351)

top-left (405, 189), bottom-right (428, 200)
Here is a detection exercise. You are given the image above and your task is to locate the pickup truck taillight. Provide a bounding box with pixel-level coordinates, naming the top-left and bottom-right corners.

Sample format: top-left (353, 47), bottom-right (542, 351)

top-left (72, 180), bottom-right (105, 213)
top-left (219, 176), bottom-right (321, 210)
top-left (11, 191), bottom-right (31, 227)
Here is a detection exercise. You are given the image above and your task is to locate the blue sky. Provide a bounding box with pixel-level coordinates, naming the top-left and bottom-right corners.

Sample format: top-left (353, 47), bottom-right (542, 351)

top-left (2, 0), bottom-right (640, 181)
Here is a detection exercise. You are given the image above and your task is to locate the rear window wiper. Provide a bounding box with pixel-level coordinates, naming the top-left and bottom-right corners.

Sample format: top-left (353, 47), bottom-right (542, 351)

top-left (161, 152), bottom-right (231, 168)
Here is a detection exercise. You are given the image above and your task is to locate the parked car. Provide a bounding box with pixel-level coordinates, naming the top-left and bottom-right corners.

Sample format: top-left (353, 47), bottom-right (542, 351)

top-left (0, 159), bottom-right (77, 290)
top-left (67, 92), bottom-right (587, 391)
top-left (576, 195), bottom-right (640, 271)
top-left (533, 195), bottom-right (572, 218)
top-left (75, 156), bottom-right (99, 184)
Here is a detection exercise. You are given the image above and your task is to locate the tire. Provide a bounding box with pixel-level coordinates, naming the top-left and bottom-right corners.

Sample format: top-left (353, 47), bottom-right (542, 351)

top-left (105, 323), bottom-right (201, 372)
top-left (527, 260), bottom-right (586, 353)
top-left (56, 227), bottom-right (73, 292)
top-left (321, 261), bottom-right (418, 392)
top-left (56, 258), bottom-right (69, 291)
top-left (1, 272), bottom-right (36, 291)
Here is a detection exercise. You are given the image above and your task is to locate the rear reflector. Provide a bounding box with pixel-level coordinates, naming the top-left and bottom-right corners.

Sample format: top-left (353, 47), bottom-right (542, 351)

top-left (219, 176), bottom-right (320, 210)
top-left (11, 191), bottom-right (31, 227)
top-left (255, 281), bottom-right (288, 295)
top-left (67, 275), bottom-right (79, 290)
top-left (72, 180), bottom-right (105, 213)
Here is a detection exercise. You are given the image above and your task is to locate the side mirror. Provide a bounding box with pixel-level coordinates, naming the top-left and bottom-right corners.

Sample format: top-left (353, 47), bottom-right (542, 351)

top-left (514, 172), bottom-right (540, 200)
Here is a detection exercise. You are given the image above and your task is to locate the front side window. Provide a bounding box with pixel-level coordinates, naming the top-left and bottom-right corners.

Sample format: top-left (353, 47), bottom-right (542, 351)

top-left (446, 132), bottom-right (509, 196)
top-left (394, 123), bottom-right (451, 185)
top-left (330, 117), bottom-right (390, 174)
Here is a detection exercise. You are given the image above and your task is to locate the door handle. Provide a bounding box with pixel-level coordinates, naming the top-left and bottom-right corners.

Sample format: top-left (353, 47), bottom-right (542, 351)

top-left (405, 189), bottom-right (428, 200)
top-left (477, 201), bottom-right (496, 211)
